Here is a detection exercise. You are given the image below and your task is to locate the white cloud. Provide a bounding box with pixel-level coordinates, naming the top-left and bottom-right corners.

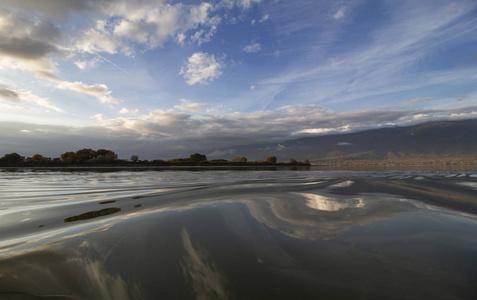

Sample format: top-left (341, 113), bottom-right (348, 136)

top-left (57, 81), bottom-right (118, 104)
top-left (174, 99), bottom-right (208, 112)
top-left (176, 33), bottom-right (186, 46)
top-left (243, 42), bottom-right (261, 53)
top-left (250, 85), bottom-right (255, 90)
top-left (190, 15), bottom-right (221, 46)
top-left (259, 14), bottom-right (269, 23)
top-left (74, 56), bottom-right (101, 70)
top-left (333, 8), bottom-right (345, 20)
top-left (73, 61), bottom-right (88, 70)
top-left (119, 107), bottom-right (139, 115)
top-left (180, 52), bottom-right (224, 85)
top-left (74, 1), bottom-right (218, 55)
top-left (92, 113), bottom-right (105, 122)
top-left (237, 0), bottom-right (262, 10)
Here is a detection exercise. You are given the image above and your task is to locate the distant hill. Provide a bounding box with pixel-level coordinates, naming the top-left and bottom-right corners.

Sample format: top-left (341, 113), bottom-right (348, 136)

top-left (223, 119), bottom-right (477, 165)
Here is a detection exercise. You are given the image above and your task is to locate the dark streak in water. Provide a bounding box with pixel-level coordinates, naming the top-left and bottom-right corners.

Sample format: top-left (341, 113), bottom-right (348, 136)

top-left (99, 200), bottom-right (117, 205)
top-left (64, 207), bottom-right (121, 222)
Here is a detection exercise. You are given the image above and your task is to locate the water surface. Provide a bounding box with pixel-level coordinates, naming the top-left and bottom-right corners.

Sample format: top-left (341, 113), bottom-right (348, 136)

top-left (1, 169), bottom-right (477, 299)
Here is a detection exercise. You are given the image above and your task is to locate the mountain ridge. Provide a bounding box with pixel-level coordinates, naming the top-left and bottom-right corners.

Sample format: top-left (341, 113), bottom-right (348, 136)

top-left (220, 119), bottom-right (477, 164)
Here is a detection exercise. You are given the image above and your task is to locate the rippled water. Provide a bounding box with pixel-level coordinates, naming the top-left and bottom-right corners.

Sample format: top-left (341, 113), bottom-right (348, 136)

top-left (1, 169), bottom-right (477, 299)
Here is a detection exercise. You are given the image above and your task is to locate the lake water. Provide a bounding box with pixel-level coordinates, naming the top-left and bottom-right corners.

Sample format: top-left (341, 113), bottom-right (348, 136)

top-left (1, 169), bottom-right (477, 299)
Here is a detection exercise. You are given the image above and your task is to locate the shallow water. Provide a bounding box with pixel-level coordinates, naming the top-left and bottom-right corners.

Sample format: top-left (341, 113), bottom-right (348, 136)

top-left (1, 169), bottom-right (477, 299)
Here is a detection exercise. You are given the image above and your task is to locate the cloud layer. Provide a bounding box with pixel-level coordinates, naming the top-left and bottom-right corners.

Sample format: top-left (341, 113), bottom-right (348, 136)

top-left (2, 102), bottom-right (476, 159)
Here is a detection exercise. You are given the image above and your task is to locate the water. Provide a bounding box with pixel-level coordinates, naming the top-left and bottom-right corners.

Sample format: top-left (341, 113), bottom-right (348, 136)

top-left (1, 169), bottom-right (477, 299)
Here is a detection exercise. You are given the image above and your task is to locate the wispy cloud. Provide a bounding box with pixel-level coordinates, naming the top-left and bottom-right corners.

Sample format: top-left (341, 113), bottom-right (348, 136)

top-left (243, 42), bottom-right (261, 53)
top-left (57, 81), bottom-right (118, 104)
top-left (0, 84), bottom-right (63, 112)
top-left (174, 99), bottom-right (209, 112)
top-left (259, 0), bottom-right (477, 108)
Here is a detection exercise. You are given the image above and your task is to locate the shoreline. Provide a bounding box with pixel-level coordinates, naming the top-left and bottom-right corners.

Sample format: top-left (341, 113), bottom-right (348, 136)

top-left (1, 164), bottom-right (476, 171)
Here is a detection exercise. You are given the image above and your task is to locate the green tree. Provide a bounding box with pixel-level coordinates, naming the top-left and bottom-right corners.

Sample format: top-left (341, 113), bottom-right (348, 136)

top-left (27, 154), bottom-right (51, 164)
top-left (130, 155), bottom-right (139, 162)
top-left (94, 149), bottom-right (118, 163)
top-left (266, 156), bottom-right (277, 164)
top-left (76, 148), bottom-right (97, 162)
top-left (189, 153), bottom-right (207, 162)
top-left (61, 152), bottom-right (79, 163)
top-left (0, 153), bottom-right (25, 164)
top-left (289, 158), bottom-right (297, 164)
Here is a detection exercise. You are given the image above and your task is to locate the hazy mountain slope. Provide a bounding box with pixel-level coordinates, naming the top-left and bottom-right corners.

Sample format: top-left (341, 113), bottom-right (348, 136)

top-left (222, 119), bottom-right (477, 162)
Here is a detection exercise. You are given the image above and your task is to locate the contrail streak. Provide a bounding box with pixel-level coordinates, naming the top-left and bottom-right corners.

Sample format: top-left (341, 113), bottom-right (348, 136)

top-left (95, 53), bottom-right (135, 78)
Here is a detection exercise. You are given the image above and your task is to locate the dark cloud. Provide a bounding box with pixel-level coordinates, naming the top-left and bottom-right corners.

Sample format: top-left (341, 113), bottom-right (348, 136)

top-left (0, 86), bottom-right (20, 102)
top-left (0, 0), bottom-right (114, 21)
top-left (35, 71), bottom-right (61, 81)
top-left (0, 37), bottom-right (58, 61)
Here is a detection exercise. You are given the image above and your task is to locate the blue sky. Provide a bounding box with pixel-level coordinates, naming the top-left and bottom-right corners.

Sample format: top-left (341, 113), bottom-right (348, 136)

top-left (0, 0), bottom-right (476, 159)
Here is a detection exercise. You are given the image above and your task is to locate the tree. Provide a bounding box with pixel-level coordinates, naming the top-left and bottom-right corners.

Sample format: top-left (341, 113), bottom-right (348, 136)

top-left (289, 158), bottom-right (297, 164)
top-left (130, 155), bottom-right (139, 162)
top-left (61, 152), bottom-right (79, 163)
top-left (0, 153), bottom-right (25, 164)
top-left (27, 154), bottom-right (50, 164)
top-left (170, 158), bottom-right (187, 164)
top-left (94, 149), bottom-right (118, 163)
top-left (231, 156), bottom-right (247, 163)
top-left (75, 148), bottom-right (97, 162)
top-left (304, 159), bottom-right (310, 165)
top-left (189, 153), bottom-right (207, 162)
top-left (266, 156), bottom-right (277, 164)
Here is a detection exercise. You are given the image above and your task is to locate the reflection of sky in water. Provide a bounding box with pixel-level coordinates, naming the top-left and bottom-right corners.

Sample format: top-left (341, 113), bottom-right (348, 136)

top-left (299, 192), bottom-right (365, 211)
top-left (1, 170), bottom-right (477, 299)
top-left (458, 181), bottom-right (477, 189)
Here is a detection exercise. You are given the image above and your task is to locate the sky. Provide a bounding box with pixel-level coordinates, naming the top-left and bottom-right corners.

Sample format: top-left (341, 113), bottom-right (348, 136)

top-left (0, 0), bottom-right (477, 160)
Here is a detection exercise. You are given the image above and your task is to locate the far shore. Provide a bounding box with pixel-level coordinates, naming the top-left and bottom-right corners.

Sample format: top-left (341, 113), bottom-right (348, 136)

top-left (1, 163), bottom-right (476, 171)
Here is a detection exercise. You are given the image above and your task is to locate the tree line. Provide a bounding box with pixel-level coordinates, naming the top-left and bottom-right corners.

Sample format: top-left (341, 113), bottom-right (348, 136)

top-left (0, 149), bottom-right (310, 166)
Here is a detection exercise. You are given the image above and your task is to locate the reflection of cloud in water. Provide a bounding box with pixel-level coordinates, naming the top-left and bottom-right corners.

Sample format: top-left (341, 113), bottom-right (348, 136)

top-left (0, 245), bottom-right (141, 300)
top-left (299, 193), bottom-right (365, 211)
top-left (328, 180), bottom-right (354, 188)
top-left (239, 191), bottom-right (418, 240)
top-left (457, 181), bottom-right (477, 189)
top-left (181, 228), bottom-right (230, 300)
